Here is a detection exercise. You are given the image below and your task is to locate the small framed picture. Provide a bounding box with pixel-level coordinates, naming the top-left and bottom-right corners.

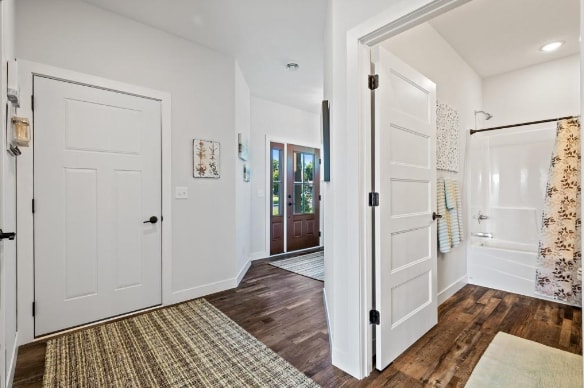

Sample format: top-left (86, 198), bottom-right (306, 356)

top-left (243, 164), bottom-right (251, 182)
top-left (238, 133), bottom-right (249, 161)
top-left (193, 139), bottom-right (220, 178)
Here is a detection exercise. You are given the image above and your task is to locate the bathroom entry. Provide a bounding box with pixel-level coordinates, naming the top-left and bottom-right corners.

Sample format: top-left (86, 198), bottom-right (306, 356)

top-left (269, 142), bottom-right (320, 255)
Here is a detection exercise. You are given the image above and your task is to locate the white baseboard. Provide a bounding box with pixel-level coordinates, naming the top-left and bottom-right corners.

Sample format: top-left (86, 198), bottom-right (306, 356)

top-left (170, 278), bottom-right (236, 304)
top-left (249, 250), bottom-right (269, 261)
top-left (236, 259), bottom-right (252, 286)
top-left (323, 288), bottom-right (332, 351)
top-left (438, 275), bottom-right (468, 305)
top-left (7, 332), bottom-right (18, 388)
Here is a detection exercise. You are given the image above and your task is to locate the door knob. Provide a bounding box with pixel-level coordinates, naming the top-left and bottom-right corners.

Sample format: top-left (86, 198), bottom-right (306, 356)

top-left (0, 229), bottom-right (16, 241)
top-left (143, 216), bottom-right (158, 224)
top-left (432, 212), bottom-right (443, 221)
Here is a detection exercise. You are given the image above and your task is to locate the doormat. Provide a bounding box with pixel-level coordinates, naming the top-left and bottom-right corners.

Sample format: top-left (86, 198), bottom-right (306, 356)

top-left (465, 331), bottom-right (582, 387)
top-left (43, 299), bottom-right (319, 387)
top-left (270, 251), bottom-right (324, 281)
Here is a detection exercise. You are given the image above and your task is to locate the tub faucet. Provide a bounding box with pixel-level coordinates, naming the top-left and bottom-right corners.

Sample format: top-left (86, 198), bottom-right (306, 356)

top-left (477, 211), bottom-right (488, 224)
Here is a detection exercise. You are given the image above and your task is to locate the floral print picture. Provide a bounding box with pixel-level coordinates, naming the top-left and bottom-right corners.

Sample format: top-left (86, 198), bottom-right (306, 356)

top-left (193, 139), bottom-right (220, 178)
top-left (436, 102), bottom-right (460, 172)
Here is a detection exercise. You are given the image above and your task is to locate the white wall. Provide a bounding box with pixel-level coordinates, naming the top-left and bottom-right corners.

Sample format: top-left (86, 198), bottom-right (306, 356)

top-left (381, 22), bottom-right (483, 303)
top-left (235, 63), bottom-right (252, 280)
top-left (249, 97), bottom-right (320, 259)
top-left (483, 55), bottom-right (580, 126)
top-left (324, 0), bottom-right (462, 378)
top-left (16, 0), bottom-right (240, 306)
top-left (0, 0), bottom-right (17, 386)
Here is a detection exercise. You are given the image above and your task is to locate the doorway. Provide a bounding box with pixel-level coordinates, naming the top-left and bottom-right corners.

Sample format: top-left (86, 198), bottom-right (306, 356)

top-left (33, 76), bottom-right (163, 336)
top-left (269, 142), bottom-right (320, 255)
top-left (355, 0), bottom-right (582, 377)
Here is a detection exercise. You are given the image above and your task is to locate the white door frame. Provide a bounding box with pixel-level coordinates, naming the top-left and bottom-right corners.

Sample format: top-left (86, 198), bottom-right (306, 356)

top-left (346, 0), bottom-right (477, 377)
top-left (264, 136), bottom-right (323, 257)
top-left (16, 60), bottom-right (172, 345)
top-left (348, 0), bottom-right (584, 377)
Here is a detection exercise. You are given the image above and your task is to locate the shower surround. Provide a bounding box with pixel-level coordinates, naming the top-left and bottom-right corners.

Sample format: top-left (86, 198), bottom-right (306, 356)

top-left (468, 122), bottom-right (559, 301)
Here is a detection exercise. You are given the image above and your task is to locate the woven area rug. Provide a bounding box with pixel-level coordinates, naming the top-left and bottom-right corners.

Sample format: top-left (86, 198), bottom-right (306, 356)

top-left (43, 299), bottom-right (319, 388)
top-left (270, 251), bottom-right (324, 281)
top-left (465, 332), bottom-right (582, 387)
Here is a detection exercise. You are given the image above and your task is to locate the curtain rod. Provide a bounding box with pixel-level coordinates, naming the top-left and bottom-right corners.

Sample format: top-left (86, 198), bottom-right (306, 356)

top-left (469, 115), bottom-right (580, 135)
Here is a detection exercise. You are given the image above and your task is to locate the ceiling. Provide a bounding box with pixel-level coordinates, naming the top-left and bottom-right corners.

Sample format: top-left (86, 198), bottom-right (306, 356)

top-left (80, 0), bottom-right (327, 113)
top-left (79, 0), bottom-right (579, 113)
top-left (429, 0), bottom-right (580, 78)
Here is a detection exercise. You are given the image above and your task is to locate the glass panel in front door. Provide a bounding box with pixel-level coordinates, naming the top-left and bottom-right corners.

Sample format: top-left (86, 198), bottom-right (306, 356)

top-left (272, 148), bottom-right (282, 216)
top-left (293, 151), bottom-right (315, 214)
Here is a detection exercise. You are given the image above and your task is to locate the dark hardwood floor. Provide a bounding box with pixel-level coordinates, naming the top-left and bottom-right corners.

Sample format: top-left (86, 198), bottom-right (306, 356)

top-left (13, 260), bottom-right (582, 387)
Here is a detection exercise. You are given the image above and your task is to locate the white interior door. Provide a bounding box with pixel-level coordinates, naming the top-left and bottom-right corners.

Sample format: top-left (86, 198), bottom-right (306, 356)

top-left (372, 46), bottom-right (438, 370)
top-left (34, 76), bottom-right (162, 336)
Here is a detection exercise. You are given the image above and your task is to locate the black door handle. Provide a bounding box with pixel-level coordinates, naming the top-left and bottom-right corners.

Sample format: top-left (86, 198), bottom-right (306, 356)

top-left (143, 216), bottom-right (158, 224)
top-left (0, 229), bottom-right (16, 241)
top-left (432, 212), bottom-right (443, 221)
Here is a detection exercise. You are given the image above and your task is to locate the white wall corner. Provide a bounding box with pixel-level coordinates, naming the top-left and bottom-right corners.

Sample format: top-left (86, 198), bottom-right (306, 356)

top-left (331, 346), bottom-right (366, 380)
top-left (6, 332), bottom-right (18, 388)
top-left (236, 258), bottom-right (252, 286)
top-left (323, 288), bottom-right (333, 353)
top-left (437, 275), bottom-right (468, 305)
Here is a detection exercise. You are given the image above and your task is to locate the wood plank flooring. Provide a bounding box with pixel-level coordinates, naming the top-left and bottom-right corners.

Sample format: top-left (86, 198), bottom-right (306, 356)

top-left (13, 260), bottom-right (582, 387)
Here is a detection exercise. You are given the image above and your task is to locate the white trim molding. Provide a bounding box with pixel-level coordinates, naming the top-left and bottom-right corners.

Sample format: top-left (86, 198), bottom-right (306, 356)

top-left (16, 60), bottom-right (172, 345)
top-left (236, 258), bottom-right (252, 285)
top-left (341, 0), bottom-right (473, 378)
top-left (437, 275), bottom-right (468, 305)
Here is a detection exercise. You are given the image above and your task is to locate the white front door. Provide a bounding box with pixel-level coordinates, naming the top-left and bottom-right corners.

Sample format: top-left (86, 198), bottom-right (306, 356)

top-left (372, 46), bottom-right (438, 370)
top-left (34, 76), bottom-right (162, 336)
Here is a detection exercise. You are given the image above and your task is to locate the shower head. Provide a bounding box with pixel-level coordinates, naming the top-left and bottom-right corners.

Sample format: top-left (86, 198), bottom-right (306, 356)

top-left (475, 110), bottom-right (493, 120)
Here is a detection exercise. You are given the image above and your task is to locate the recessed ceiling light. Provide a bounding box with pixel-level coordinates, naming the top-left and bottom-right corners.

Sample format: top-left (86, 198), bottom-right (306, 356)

top-left (286, 63), bottom-right (299, 71)
top-left (540, 41), bottom-right (564, 53)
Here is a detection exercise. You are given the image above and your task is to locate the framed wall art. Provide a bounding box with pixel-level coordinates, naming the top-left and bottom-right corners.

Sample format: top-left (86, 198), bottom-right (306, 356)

top-left (238, 133), bottom-right (249, 161)
top-left (193, 139), bottom-right (220, 178)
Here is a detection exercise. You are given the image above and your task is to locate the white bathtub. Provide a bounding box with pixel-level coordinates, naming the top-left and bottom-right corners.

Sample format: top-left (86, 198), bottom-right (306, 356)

top-left (468, 238), bottom-right (539, 299)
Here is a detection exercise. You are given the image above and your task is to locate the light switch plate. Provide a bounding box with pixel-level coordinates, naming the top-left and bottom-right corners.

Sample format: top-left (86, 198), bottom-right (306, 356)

top-left (175, 186), bottom-right (188, 199)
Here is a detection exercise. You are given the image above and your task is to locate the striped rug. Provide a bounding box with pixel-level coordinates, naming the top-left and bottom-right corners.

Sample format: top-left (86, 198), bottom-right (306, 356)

top-left (270, 251), bottom-right (324, 281)
top-left (43, 299), bottom-right (319, 387)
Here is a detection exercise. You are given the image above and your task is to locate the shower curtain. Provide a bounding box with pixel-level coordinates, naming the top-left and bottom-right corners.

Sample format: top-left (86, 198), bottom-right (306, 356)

top-left (535, 118), bottom-right (581, 306)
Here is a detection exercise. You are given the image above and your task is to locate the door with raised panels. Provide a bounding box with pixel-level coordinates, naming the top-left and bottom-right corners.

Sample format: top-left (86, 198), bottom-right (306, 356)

top-left (372, 46), bottom-right (438, 370)
top-left (34, 76), bottom-right (162, 336)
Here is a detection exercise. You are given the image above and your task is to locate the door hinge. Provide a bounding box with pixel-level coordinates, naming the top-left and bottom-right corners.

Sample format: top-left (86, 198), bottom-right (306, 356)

top-left (369, 192), bottom-right (379, 207)
top-left (32, 301), bottom-right (36, 317)
top-left (319, 231), bottom-right (322, 237)
top-left (368, 74), bottom-right (379, 90)
top-left (31, 95), bottom-right (35, 111)
top-left (32, 198), bottom-right (35, 213)
top-left (318, 194), bottom-right (322, 201)
top-left (370, 309), bottom-right (380, 325)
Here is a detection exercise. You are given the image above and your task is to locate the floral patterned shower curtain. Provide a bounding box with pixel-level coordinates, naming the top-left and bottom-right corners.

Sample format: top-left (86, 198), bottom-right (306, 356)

top-left (535, 118), bottom-right (581, 306)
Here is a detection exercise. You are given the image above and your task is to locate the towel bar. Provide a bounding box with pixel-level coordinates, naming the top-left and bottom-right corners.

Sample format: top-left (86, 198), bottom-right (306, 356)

top-left (472, 232), bottom-right (493, 238)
